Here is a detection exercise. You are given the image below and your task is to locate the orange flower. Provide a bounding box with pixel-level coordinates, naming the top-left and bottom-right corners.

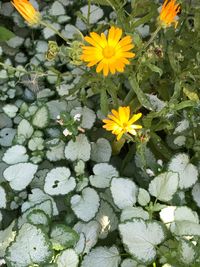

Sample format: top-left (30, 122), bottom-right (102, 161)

top-left (102, 106), bottom-right (142, 141)
top-left (159, 0), bottom-right (180, 28)
top-left (11, 0), bottom-right (41, 25)
top-left (81, 26), bottom-right (135, 76)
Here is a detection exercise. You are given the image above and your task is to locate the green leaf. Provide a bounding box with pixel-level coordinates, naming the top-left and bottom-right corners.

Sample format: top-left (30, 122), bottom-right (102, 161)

top-left (27, 209), bottom-right (50, 227)
top-left (0, 221), bottom-right (15, 258)
top-left (178, 239), bottom-right (196, 265)
top-left (148, 172), bottom-right (179, 202)
top-left (150, 132), bottom-right (172, 160)
top-left (146, 63), bottom-right (163, 76)
top-left (168, 153), bottom-right (198, 189)
top-left (6, 223), bottom-right (53, 267)
top-left (32, 106), bottom-right (50, 129)
top-left (183, 87), bottom-right (199, 101)
top-left (128, 76), bottom-right (153, 110)
top-left (71, 187), bottom-right (100, 222)
top-left (81, 246), bottom-right (121, 267)
top-left (0, 26), bottom-right (15, 41)
top-left (56, 249), bottom-right (79, 267)
top-left (119, 218), bottom-right (165, 264)
top-left (3, 163), bottom-right (38, 191)
top-left (50, 224), bottom-right (79, 250)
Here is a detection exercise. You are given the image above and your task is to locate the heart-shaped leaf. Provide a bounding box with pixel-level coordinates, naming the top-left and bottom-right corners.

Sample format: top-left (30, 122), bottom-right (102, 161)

top-left (6, 223), bottom-right (53, 267)
top-left (3, 145), bottom-right (28, 164)
top-left (81, 246), bottom-right (121, 267)
top-left (119, 218), bottom-right (165, 264)
top-left (44, 167), bottom-right (76, 196)
top-left (71, 187), bottom-right (100, 221)
top-left (3, 163), bottom-right (38, 191)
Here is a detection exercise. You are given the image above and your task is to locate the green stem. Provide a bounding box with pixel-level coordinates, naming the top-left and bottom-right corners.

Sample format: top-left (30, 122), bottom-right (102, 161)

top-left (143, 25), bottom-right (161, 50)
top-left (40, 21), bottom-right (69, 43)
top-left (136, 25), bottom-right (161, 58)
top-left (87, 0), bottom-right (91, 27)
top-left (105, 0), bottom-right (116, 11)
top-left (123, 89), bottom-right (135, 105)
top-left (120, 143), bottom-right (135, 174)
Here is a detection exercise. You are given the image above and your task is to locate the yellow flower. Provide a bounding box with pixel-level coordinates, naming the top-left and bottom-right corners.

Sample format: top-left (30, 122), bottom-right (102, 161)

top-left (159, 0), bottom-right (180, 28)
top-left (11, 0), bottom-right (41, 25)
top-left (81, 26), bottom-right (135, 76)
top-left (102, 106), bottom-right (142, 141)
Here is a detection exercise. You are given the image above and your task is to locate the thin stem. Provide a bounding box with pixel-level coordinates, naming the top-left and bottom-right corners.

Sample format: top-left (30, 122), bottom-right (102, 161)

top-left (143, 25), bottom-right (161, 50)
top-left (106, 0), bottom-right (116, 11)
top-left (40, 21), bottom-right (69, 44)
top-left (87, 0), bottom-right (91, 27)
top-left (136, 25), bottom-right (161, 59)
top-left (123, 89), bottom-right (134, 105)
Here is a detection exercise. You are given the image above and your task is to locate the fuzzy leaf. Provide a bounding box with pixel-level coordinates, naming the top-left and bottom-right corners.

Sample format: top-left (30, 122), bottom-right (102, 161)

top-left (137, 188), bottom-right (150, 206)
top-left (74, 221), bottom-right (101, 254)
top-left (81, 246), bottom-right (121, 267)
top-left (95, 200), bottom-right (118, 239)
top-left (50, 224), bottom-right (79, 250)
top-left (56, 249), bottom-right (79, 267)
top-left (44, 167), bottom-right (76, 196)
top-left (27, 209), bottom-right (49, 226)
top-left (65, 134), bottom-right (91, 161)
top-left (91, 138), bottom-right (112, 163)
top-left (32, 106), bottom-right (49, 129)
top-left (119, 219), bottom-right (165, 264)
top-left (120, 207), bottom-right (149, 222)
top-left (168, 153), bottom-right (198, 189)
top-left (0, 221), bottom-right (15, 258)
top-left (3, 163), bottom-right (38, 191)
top-left (0, 185), bottom-right (6, 209)
top-left (89, 163), bottom-right (118, 188)
top-left (6, 223), bottom-right (53, 267)
top-left (21, 188), bottom-right (58, 216)
top-left (17, 119), bottom-right (34, 139)
top-left (148, 172), bottom-right (179, 202)
top-left (178, 239), bottom-right (196, 265)
top-left (111, 178), bottom-right (138, 209)
top-left (3, 145), bottom-right (28, 164)
top-left (71, 187), bottom-right (100, 221)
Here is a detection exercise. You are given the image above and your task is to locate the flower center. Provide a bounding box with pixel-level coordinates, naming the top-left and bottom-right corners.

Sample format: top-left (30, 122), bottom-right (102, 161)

top-left (122, 122), bottom-right (128, 128)
top-left (103, 46), bottom-right (115, 58)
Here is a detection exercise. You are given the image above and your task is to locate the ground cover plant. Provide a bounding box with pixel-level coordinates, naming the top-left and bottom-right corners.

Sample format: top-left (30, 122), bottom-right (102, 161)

top-left (0, 0), bottom-right (200, 266)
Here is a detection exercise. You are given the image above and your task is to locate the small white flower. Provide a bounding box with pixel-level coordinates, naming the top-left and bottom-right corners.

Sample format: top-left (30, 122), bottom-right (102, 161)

top-left (157, 159), bottom-right (163, 166)
top-left (56, 115), bottom-right (61, 120)
top-left (74, 113), bottom-right (81, 121)
top-left (63, 128), bottom-right (72, 136)
top-left (146, 168), bottom-right (155, 177)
